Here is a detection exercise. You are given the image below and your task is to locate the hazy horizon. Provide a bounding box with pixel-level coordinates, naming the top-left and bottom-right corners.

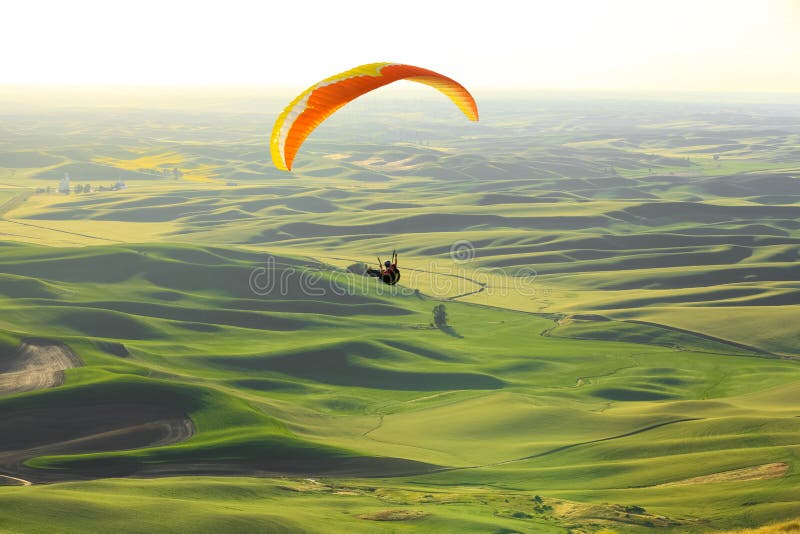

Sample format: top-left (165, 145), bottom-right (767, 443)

top-left (3, 0), bottom-right (798, 92)
top-left (1, 83), bottom-right (798, 109)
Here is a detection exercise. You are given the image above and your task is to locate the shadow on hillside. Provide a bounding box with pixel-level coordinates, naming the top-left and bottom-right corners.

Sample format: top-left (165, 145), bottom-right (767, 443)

top-left (438, 324), bottom-right (463, 338)
top-left (207, 342), bottom-right (501, 391)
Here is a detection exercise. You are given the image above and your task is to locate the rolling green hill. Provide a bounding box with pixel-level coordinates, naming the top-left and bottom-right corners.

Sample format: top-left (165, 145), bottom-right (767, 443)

top-left (0, 242), bottom-right (798, 532)
top-left (0, 90), bottom-right (798, 532)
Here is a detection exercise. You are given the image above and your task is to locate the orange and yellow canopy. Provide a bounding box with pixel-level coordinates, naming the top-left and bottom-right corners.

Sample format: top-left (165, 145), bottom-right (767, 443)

top-left (270, 63), bottom-right (478, 171)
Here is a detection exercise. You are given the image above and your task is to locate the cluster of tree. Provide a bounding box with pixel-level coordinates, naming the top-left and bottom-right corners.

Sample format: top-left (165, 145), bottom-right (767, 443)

top-left (532, 495), bottom-right (552, 514)
top-left (96, 182), bottom-right (127, 191)
top-left (37, 185), bottom-right (91, 194)
top-left (36, 182), bottom-right (127, 194)
top-left (432, 304), bottom-right (448, 328)
top-left (144, 167), bottom-right (183, 179)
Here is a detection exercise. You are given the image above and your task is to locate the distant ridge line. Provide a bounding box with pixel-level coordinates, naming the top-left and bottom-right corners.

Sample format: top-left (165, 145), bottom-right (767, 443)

top-left (622, 319), bottom-right (780, 358)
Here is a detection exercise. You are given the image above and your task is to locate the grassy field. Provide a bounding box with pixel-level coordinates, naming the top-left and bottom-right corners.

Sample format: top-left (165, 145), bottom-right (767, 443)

top-left (0, 88), bottom-right (798, 532)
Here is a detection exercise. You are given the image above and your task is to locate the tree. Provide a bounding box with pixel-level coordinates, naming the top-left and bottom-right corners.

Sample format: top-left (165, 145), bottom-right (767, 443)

top-left (74, 184), bottom-right (84, 193)
top-left (432, 304), bottom-right (448, 328)
top-left (83, 184), bottom-right (91, 193)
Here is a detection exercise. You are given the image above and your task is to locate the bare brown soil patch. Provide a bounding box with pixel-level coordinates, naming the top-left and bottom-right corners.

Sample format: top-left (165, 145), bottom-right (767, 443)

top-left (656, 462), bottom-right (788, 487)
top-left (358, 509), bottom-right (427, 521)
top-left (0, 338), bottom-right (82, 397)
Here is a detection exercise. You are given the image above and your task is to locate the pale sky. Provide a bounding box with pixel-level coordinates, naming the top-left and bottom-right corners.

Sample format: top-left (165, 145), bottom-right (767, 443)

top-left (2, 0), bottom-right (799, 92)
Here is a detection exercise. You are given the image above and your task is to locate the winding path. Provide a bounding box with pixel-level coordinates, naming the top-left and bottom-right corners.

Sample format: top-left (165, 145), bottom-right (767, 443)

top-left (0, 474), bottom-right (31, 486)
top-left (318, 254), bottom-right (488, 300)
top-left (487, 417), bottom-right (700, 467)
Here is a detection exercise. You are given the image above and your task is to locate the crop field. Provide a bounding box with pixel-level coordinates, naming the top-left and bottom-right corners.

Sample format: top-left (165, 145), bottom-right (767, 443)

top-left (0, 88), bottom-right (798, 533)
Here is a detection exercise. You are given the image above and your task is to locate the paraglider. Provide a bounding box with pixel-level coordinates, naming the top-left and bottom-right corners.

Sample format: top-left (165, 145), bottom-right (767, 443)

top-left (366, 250), bottom-right (400, 286)
top-left (270, 62), bottom-right (479, 171)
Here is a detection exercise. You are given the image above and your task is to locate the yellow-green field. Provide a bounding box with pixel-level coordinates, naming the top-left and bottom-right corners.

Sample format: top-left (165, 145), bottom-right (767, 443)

top-left (0, 89), bottom-right (798, 532)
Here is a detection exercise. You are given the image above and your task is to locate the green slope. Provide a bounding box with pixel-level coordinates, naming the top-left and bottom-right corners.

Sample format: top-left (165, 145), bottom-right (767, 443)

top-left (0, 242), bottom-right (798, 532)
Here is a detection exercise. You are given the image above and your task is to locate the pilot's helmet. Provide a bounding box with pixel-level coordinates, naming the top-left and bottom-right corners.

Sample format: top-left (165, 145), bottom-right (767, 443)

top-left (384, 260), bottom-right (392, 267)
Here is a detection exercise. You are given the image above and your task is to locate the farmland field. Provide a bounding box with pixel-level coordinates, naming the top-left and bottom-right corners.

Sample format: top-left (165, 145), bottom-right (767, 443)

top-left (0, 87), bottom-right (798, 533)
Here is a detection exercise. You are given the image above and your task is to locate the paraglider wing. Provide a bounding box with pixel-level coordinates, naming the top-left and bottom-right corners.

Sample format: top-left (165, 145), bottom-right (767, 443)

top-left (270, 63), bottom-right (479, 171)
